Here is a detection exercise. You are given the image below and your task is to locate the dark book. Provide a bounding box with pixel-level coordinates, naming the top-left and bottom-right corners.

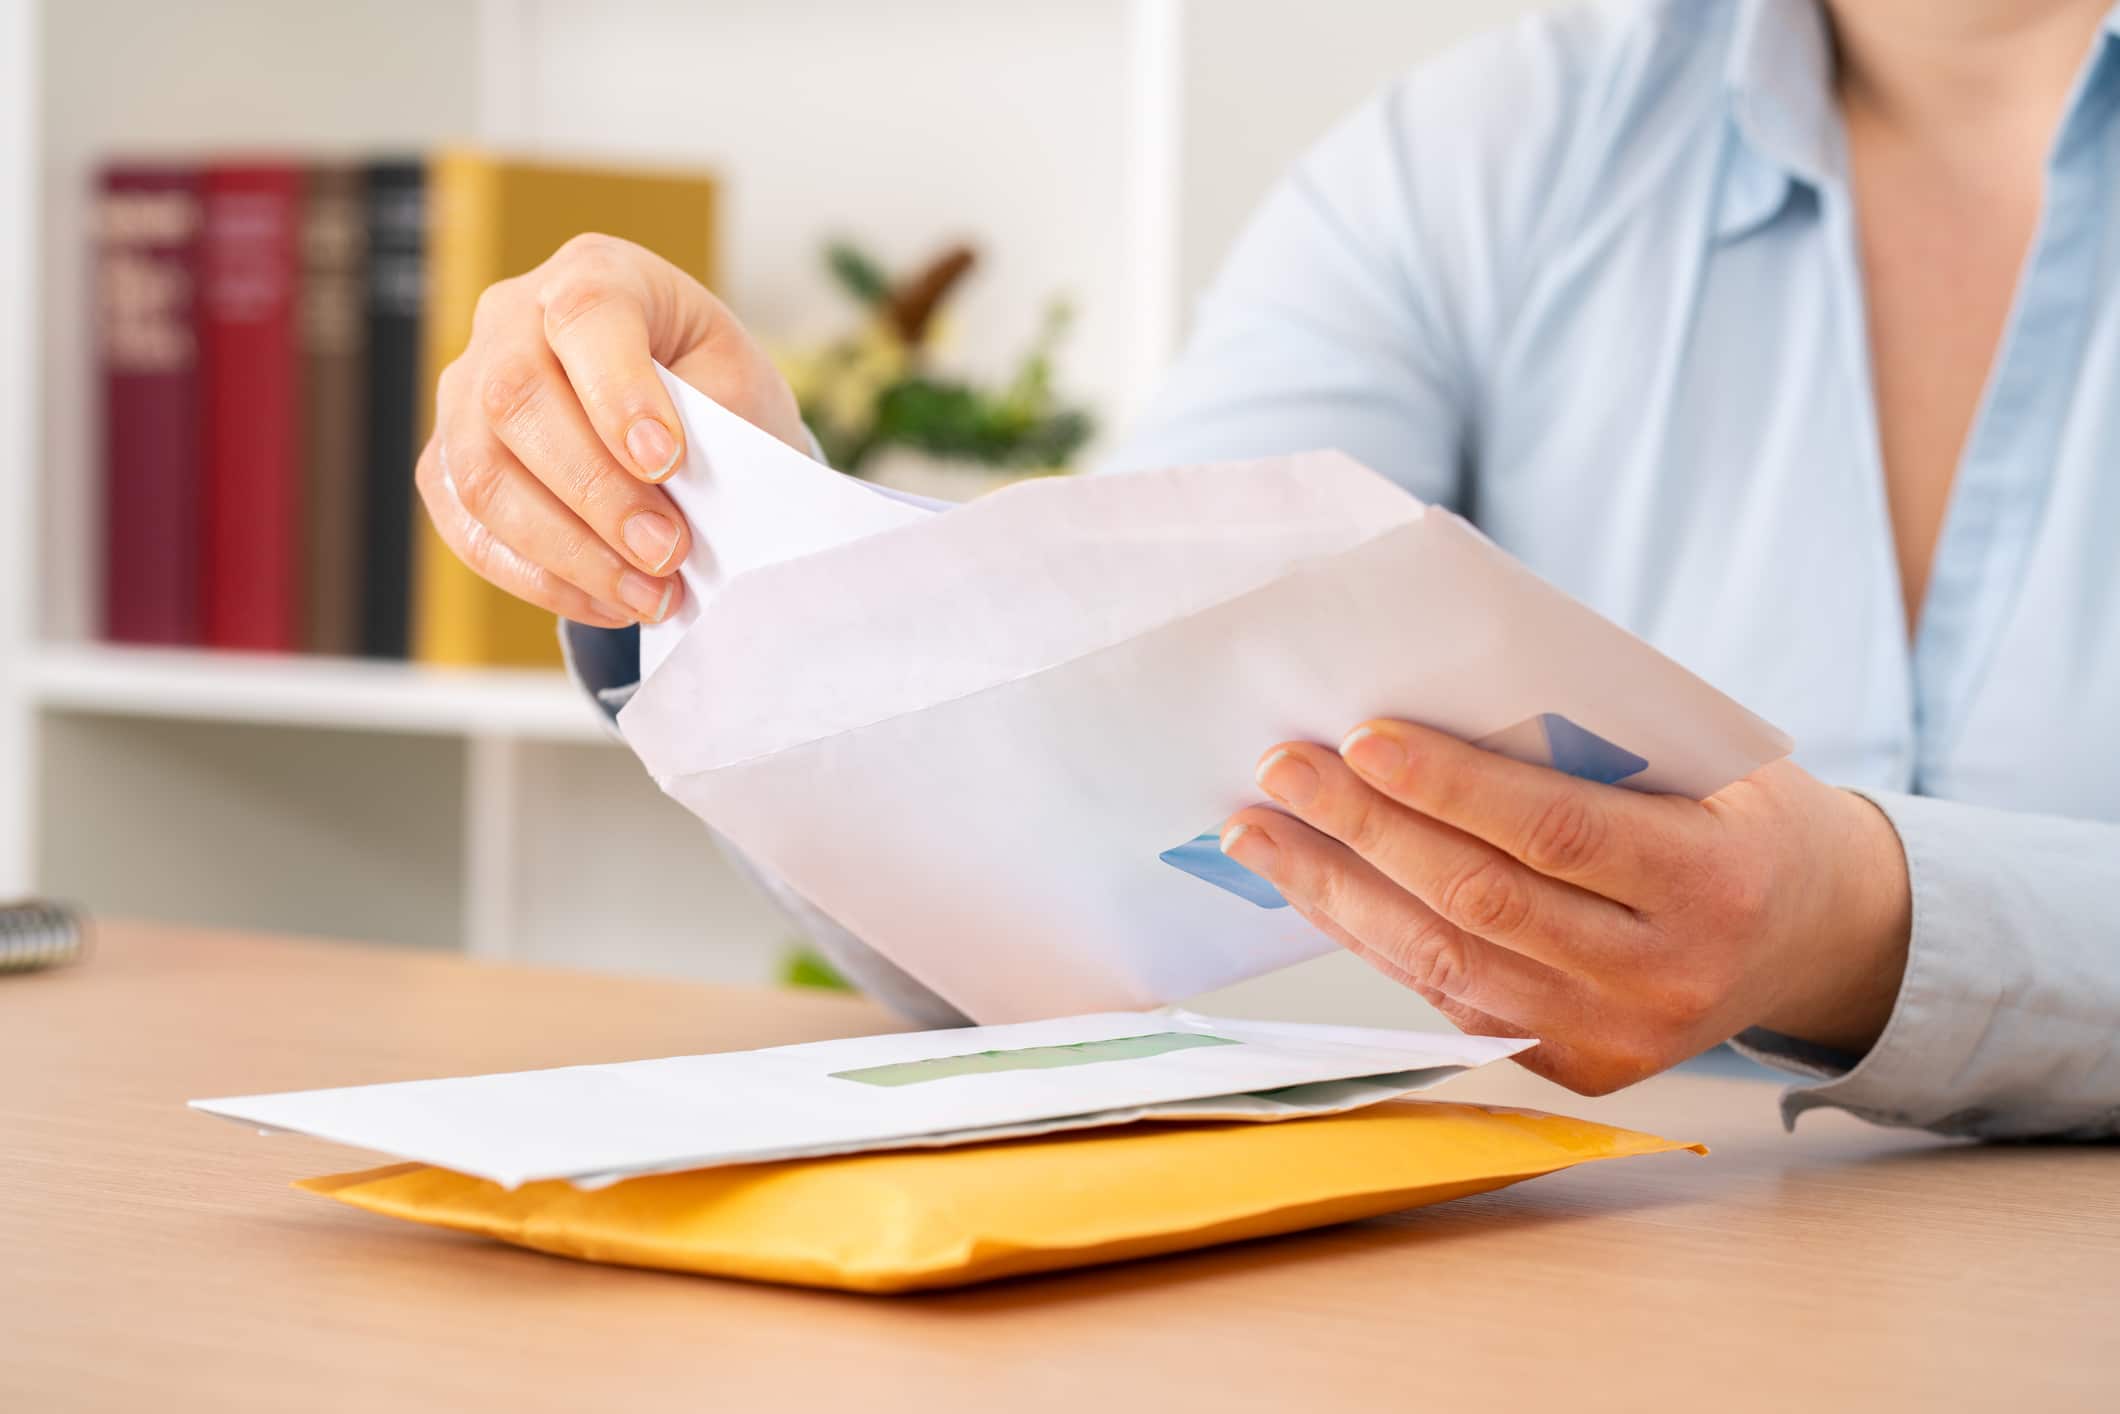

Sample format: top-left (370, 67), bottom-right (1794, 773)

top-left (199, 163), bottom-right (304, 652)
top-left (299, 166), bottom-right (367, 656)
top-left (358, 160), bottom-right (424, 660)
top-left (98, 164), bottom-right (204, 646)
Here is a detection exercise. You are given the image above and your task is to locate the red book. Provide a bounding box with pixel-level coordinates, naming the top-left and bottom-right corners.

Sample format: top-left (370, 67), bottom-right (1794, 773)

top-left (98, 164), bottom-right (204, 645)
top-left (199, 164), bottom-right (303, 652)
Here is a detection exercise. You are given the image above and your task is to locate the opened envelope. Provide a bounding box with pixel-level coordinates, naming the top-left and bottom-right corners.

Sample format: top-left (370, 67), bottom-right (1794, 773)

top-left (623, 369), bottom-right (1793, 1023)
top-left (192, 1011), bottom-right (1533, 1189)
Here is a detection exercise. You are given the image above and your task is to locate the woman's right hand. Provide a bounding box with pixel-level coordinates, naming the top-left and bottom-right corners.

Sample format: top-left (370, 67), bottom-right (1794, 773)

top-left (415, 232), bottom-right (811, 628)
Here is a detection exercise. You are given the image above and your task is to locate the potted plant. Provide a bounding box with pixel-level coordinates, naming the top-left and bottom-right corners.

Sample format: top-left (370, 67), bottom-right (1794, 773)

top-left (778, 240), bottom-right (1095, 501)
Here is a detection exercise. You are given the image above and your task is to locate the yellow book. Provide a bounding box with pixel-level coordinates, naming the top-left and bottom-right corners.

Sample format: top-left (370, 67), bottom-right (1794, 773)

top-left (414, 151), bottom-right (719, 668)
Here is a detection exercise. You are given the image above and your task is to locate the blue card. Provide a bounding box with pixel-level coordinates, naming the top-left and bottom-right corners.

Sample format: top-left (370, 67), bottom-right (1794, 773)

top-left (1158, 832), bottom-right (1291, 909)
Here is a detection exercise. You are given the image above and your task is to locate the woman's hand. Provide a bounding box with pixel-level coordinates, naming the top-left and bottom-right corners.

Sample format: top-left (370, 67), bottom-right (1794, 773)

top-left (1220, 721), bottom-right (1914, 1094)
top-left (415, 233), bottom-right (810, 629)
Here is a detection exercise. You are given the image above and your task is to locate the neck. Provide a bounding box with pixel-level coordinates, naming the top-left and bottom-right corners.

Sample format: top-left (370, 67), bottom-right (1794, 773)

top-left (1826, 0), bottom-right (2111, 141)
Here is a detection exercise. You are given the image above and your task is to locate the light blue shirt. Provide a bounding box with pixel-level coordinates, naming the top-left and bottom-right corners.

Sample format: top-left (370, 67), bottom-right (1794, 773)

top-left (572, 0), bottom-right (2120, 1138)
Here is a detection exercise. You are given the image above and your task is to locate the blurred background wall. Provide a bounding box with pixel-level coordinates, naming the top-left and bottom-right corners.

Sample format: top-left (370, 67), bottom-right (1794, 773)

top-left (0, 0), bottom-right (1548, 1023)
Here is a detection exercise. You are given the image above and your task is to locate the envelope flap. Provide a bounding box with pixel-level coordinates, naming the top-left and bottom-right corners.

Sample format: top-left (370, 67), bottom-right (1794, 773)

top-left (638, 366), bottom-right (934, 679)
top-left (623, 441), bottom-right (1424, 777)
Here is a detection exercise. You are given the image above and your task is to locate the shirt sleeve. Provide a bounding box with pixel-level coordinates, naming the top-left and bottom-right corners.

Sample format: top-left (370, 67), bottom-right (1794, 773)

top-left (1108, 84), bottom-right (1473, 500)
top-left (559, 618), bottom-right (969, 1029)
top-left (1109, 10), bottom-right (1610, 499)
top-left (1732, 790), bottom-right (2120, 1140)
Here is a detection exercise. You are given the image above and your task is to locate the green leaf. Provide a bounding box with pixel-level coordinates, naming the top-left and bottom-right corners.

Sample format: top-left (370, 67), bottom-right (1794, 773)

top-left (825, 241), bottom-right (892, 307)
top-left (779, 943), bottom-right (854, 992)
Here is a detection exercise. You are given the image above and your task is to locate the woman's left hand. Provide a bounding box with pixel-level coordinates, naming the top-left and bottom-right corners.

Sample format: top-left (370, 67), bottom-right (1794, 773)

top-left (1219, 720), bottom-right (1914, 1094)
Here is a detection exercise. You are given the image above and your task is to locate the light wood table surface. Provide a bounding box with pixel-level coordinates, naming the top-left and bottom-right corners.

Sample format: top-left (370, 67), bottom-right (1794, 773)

top-left (4, 923), bottom-right (2114, 1412)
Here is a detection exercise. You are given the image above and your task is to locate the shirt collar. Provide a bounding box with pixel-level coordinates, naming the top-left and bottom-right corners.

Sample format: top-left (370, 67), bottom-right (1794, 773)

top-left (1725, 0), bottom-right (1839, 186)
top-left (1717, 0), bottom-right (2120, 242)
top-left (1714, 0), bottom-right (1837, 242)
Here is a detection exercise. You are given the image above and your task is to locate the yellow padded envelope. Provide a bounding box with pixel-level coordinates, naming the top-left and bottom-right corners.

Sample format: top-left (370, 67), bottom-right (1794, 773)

top-left (300, 1100), bottom-right (1703, 1293)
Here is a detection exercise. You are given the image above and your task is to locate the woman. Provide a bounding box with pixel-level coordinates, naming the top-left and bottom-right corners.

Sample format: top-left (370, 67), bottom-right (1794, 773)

top-left (417, 0), bottom-right (2120, 1139)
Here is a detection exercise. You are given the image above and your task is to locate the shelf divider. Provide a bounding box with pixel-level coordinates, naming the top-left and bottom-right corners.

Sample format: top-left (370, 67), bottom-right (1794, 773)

top-left (462, 732), bottom-right (524, 961)
top-left (0, 1), bottom-right (42, 895)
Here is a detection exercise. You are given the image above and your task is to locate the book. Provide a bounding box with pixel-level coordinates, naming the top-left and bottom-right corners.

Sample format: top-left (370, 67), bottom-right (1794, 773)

top-left (299, 165), bottom-right (367, 656)
top-left (199, 163), bottom-right (304, 652)
top-left (97, 164), bottom-right (204, 646)
top-left (413, 152), bottom-right (719, 669)
top-left (358, 160), bottom-right (424, 659)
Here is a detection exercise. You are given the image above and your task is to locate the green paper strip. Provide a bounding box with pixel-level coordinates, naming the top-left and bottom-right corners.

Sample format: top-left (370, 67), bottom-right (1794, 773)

top-left (831, 1031), bottom-right (1239, 1088)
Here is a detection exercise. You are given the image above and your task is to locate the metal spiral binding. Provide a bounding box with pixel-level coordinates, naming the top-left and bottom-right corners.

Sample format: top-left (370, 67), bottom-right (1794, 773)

top-left (0, 901), bottom-right (86, 975)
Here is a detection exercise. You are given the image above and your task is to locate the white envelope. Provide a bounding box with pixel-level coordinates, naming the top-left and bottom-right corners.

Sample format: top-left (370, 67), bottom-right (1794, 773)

top-left (623, 370), bottom-right (1793, 1023)
top-left (192, 1011), bottom-right (1533, 1189)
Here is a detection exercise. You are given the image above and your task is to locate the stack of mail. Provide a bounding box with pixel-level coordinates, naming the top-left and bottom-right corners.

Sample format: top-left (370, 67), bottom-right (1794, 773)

top-left (620, 368), bottom-right (1792, 1023)
top-left (194, 1010), bottom-right (1535, 1189)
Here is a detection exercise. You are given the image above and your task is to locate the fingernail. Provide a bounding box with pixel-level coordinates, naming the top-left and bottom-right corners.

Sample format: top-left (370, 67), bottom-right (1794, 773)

top-left (1340, 726), bottom-right (1405, 781)
top-left (1220, 822), bottom-right (1280, 875)
top-left (623, 510), bottom-right (681, 572)
top-left (589, 597), bottom-right (636, 623)
top-left (626, 418), bottom-right (680, 480)
top-left (1255, 748), bottom-right (1319, 808)
top-left (619, 571), bottom-right (675, 622)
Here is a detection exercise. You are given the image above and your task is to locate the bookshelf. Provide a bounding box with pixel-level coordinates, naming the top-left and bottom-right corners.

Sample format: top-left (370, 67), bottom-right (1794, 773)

top-left (1, 0), bottom-right (1543, 1014)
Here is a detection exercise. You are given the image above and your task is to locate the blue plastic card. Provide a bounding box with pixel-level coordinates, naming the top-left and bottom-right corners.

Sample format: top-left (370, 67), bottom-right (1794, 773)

top-left (1476, 712), bottom-right (1649, 786)
top-left (1158, 832), bottom-right (1290, 909)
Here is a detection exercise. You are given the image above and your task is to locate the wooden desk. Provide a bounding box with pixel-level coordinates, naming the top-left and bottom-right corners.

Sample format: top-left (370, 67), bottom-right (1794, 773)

top-left (4, 924), bottom-right (2114, 1412)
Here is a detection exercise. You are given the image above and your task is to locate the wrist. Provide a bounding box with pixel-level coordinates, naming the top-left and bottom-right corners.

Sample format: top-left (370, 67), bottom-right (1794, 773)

top-left (1756, 788), bottom-right (1912, 1053)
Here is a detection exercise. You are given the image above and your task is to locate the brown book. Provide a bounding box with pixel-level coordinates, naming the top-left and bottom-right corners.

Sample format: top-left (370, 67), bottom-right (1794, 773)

top-left (299, 165), bottom-right (367, 655)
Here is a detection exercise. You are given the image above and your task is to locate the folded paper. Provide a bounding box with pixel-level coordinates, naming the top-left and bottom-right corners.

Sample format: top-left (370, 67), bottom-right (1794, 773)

top-left (297, 1100), bottom-right (1706, 1293)
top-left (620, 368), bottom-right (1793, 1022)
top-left (192, 1010), bottom-right (1533, 1190)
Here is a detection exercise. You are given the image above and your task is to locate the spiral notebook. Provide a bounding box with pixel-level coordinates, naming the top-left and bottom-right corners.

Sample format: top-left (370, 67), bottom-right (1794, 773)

top-left (0, 900), bottom-right (86, 974)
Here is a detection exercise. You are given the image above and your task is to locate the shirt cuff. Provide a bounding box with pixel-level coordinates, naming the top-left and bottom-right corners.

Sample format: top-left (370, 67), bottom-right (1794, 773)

top-left (1729, 789), bottom-right (2026, 1135)
top-left (557, 619), bottom-right (641, 730)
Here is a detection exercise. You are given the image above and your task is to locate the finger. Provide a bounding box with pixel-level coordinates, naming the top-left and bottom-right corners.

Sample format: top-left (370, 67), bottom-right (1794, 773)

top-left (1336, 718), bottom-right (1692, 903)
top-left (535, 235), bottom-right (691, 482)
top-left (1254, 742), bottom-right (1627, 972)
top-left (1296, 897), bottom-right (1609, 1093)
top-left (1301, 889), bottom-right (1597, 1089)
top-left (469, 321), bottom-right (694, 582)
top-left (1289, 897), bottom-right (1527, 1043)
top-left (414, 436), bottom-right (634, 629)
top-left (1220, 806), bottom-right (1576, 1031)
top-left (434, 408), bottom-right (684, 627)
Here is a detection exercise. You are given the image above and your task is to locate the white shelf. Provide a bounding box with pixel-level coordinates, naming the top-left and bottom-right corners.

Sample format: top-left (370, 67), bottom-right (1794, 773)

top-left (24, 644), bottom-right (612, 743)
